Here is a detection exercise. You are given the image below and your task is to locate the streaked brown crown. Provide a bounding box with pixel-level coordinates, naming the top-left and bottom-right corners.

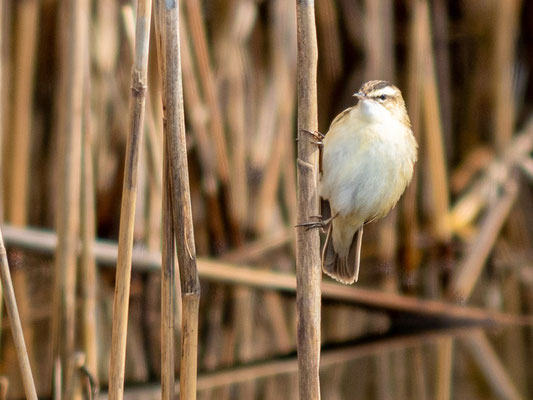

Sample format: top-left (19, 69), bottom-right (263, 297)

top-left (358, 80), bottom-right (411, 128)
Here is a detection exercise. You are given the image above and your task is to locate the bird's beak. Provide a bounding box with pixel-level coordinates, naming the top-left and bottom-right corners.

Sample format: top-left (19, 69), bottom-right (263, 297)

top-left (353, 92), bottom-right (366, 100)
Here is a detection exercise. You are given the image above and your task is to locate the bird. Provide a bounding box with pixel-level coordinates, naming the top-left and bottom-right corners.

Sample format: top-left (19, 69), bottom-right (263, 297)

top-left (304, 80), bottom-right (417, 284)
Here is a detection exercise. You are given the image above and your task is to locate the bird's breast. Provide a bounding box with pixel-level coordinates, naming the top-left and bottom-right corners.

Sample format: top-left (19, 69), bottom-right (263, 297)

top-left (320, 115), bottom-right (416, 222)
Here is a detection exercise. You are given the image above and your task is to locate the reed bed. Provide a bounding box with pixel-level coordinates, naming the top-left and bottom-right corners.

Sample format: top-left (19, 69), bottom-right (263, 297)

top-left (1, 0), bottom-right (533, 399)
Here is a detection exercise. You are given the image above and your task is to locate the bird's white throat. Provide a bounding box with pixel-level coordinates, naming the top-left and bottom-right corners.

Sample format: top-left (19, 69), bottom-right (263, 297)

top-left (358, 100), bottom-right (392, 122)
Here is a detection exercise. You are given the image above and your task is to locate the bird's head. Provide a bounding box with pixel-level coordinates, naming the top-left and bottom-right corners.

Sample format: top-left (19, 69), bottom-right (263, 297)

top-left (353, 80), bottom-right (411, 128)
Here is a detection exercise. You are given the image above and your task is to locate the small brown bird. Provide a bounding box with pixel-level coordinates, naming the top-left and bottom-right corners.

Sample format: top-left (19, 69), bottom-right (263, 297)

top-left (311, 80), bottom-right (417, 284)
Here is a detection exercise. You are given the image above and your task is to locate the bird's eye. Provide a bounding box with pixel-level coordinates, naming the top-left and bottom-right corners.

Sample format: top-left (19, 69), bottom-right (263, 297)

top-left (379, 95), bottom-right (386, 101)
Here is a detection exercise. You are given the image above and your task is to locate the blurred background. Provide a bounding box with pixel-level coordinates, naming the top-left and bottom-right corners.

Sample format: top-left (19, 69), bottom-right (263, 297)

top-left (1, 0), bottom-right (533, 398)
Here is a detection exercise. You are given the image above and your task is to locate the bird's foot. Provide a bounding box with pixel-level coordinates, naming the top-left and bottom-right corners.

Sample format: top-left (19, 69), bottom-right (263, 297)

top-left (297, 129), bottom-right (325, 147)
top-left (296, 213), bottom-right (337, 232)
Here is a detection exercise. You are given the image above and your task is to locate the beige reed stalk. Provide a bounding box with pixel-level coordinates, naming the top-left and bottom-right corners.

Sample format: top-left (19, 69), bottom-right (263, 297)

top-left (154, 0), bottom-right (201, 397)
top-left (150, 4), bottom-right (177, 399)
top-left (80, 62), bottom-right (98, 381)
top-left (161, 155), bottom-right (176, 399)
top-left (0, 0), bottom-right (4, 347)
top-left (52, 0), bottom-right (88, 395)
top-left (0, 229), bottom-right (37, 400)
top-left (108, 0), bottom-right (152, 398)
top-left (295, 0), bottom-right (321, 399)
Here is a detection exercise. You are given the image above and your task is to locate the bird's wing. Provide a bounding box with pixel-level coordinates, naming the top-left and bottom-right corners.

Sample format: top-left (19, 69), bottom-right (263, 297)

top-left (329, 107), bottom-right (354, 130)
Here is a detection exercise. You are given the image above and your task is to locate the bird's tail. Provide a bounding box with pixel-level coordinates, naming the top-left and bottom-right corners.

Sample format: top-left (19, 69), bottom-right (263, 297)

top-left (322, 225), bottom-right (363, 284)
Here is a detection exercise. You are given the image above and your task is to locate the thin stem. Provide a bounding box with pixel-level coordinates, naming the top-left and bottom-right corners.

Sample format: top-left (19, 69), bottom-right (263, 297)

top-left (0, 229), bottom-right (38, 400)
top-left (295, 0), bottom-right (321, 398)
top-left (154, 0), bottom-right (201, 398)
top-left (108, 0), bottom-right (152, 398)
top-left (52, 0), bottom-right (88, 395)
top-left (161, 151), bottom-right (176, 398)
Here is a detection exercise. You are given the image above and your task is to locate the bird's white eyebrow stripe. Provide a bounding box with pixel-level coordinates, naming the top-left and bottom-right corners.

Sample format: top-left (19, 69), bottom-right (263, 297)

top-left (370, 86), bottom-right (397, 97)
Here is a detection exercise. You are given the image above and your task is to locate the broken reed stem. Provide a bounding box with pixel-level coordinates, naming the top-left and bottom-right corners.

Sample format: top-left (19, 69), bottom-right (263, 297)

top-left (155, 0), bottom-right (201, 398)
top-left (108, 0), bottom-right (152, 398)
top-left (0, 229), bottom-right (38, 400)
top-left (161, 154), bottom-right (176, 400)
top-left (295, 0), bottom-right (321, 399)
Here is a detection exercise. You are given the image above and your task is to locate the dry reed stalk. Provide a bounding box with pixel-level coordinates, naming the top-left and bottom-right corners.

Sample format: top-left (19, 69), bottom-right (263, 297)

top-left (154, 0), bottom-right (201, 398)
top-left (432, 0), bottom-right (452, 152)
top-left (461, 330), bottom-right (523, 400)
top-left (80, 59), bottom-right (98, 381)
top-left (364, 0), bottom-right (394, 81)
top-left (401, 0), bottom-right (425, 281)
top-left (8, 0), bottom-right (38, 227)
top-left (51, 0), bottom-right (88, 395)
top-left (161, 154), bottom-right (176, 398)
top-left (5, 223), bottom-right (533, 326)
top-left (0, 229), bottom-right (38, 400)
top-left (447, 179), bottom-right (518, 302)
top-left (296, 1), bottom-right (322, 397)
top-left (0, 0), bottom-right (4, 349)
top-left (108, 0), bottom-right (152, 398)
top-left (3, 1), bottom-right (39, 381)
top-left (121, 4), bottom-right (163, 196)
top-left (419, 0), bottom-right (451, 242)
top-left (316, 0), bottom-right (342, 83)
top-left (493, 0), bottom-right (521, 150)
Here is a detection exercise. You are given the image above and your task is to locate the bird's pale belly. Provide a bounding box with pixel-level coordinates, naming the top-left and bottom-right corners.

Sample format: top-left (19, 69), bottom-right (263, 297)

top-left (320, 127), bottom-right (413, 226)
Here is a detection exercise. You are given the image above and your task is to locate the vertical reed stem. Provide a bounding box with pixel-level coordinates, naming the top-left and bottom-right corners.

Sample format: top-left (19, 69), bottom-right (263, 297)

top-left (0, 0), bottom-right (5, 348)
top-left (0, 229), bottom-right (38, 400)
top-left (108, 0), bottom-right (152, 398)
top-left (8, 0), bottom-right (38, 227)
top-left (295, 0), bottom-right (321, 399)
top-left (161, 153), bottom-right (176, 398)
top-left (52, 0), bottom-right (88, 395)
top-left (80, 60), bottom-right (98, 381)
top-left (155, 0), bottom-right (201, 398)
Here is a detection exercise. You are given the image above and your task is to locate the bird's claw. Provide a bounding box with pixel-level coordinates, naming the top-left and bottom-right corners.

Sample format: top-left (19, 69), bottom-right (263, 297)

top-left (295, 214), bottom-right (335, 232)
top-left (295, 220), bottom-right (327, 231)
top-left (298, 129), bottom-right (325, 147)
